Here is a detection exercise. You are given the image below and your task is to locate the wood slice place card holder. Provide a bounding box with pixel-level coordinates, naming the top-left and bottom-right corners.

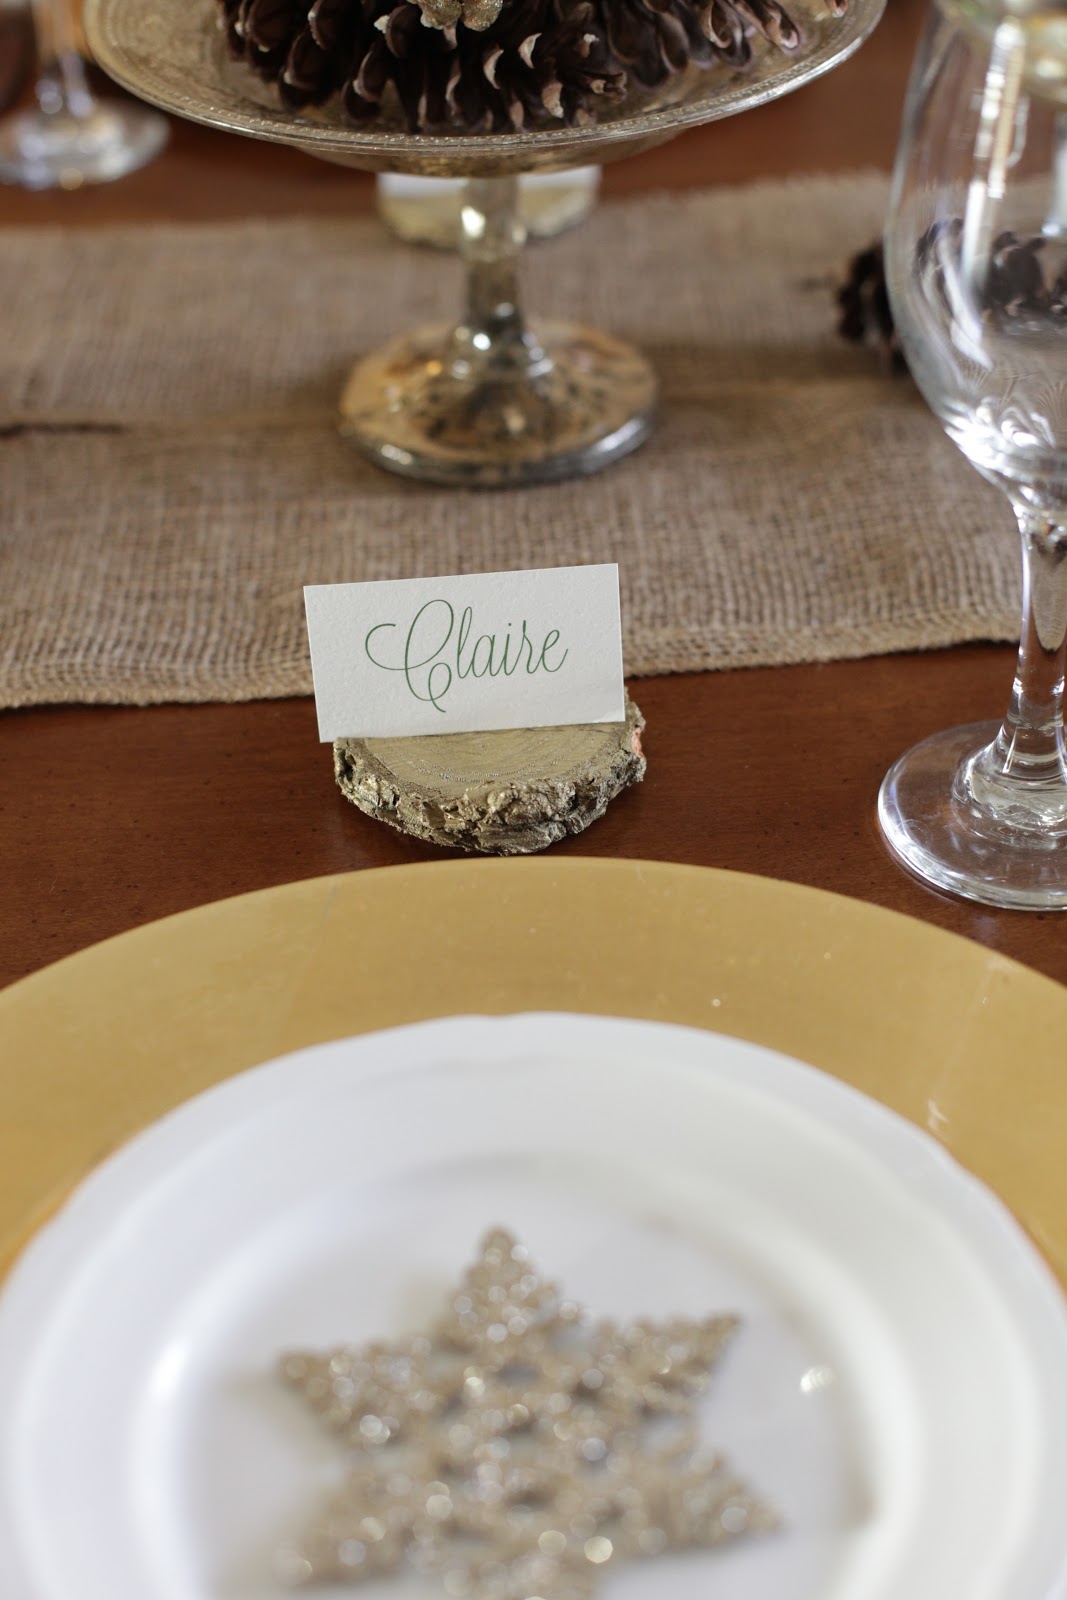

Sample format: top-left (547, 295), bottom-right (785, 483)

top-left (334, 699), bottom-right (645, 855)
top-left (304, 565), bottom-right (644, 855)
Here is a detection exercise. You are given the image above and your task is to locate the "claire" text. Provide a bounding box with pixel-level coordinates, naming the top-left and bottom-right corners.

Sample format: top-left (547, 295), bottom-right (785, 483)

top-left (364, 599), bottom-right (569, 713)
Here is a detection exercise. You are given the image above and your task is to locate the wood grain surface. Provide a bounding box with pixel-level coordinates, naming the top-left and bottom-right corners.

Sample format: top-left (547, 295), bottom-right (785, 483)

top-left (6, 0), bottom-right (1064, 990)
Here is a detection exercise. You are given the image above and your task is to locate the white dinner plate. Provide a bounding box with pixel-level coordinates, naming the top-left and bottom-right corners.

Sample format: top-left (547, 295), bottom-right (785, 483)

top-left (0, 1013), bottom-right (1066, 1600)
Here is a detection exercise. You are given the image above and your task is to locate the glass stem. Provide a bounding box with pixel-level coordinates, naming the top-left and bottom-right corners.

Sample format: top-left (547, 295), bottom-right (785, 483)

top-left (30, 0), bottom-right (95, 121)
top-left (453, 176), bottom-right (549, 380)
top-left (966, 505), bottom-right (1067, 828)
top-left (1042, 111), bottom-right (1067, 238)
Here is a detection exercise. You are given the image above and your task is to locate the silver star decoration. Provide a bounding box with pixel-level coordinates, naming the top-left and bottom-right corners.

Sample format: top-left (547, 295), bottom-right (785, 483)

top-left (276, 1228), bottom-right (777, 1596)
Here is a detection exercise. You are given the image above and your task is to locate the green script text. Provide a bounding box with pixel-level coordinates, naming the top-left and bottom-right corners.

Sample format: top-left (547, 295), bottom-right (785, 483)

top-left (365, 600), bottom-right (569, 713)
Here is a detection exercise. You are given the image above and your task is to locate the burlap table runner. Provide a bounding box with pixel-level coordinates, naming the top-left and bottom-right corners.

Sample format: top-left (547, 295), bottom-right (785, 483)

top-left (0, 174), bottom-right (1019, 709)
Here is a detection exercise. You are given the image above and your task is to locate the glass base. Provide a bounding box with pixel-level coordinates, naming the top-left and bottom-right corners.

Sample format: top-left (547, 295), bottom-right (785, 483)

top-left (878, 721), bottom-right (1067, 910)
top-left (0, 101), bottom-right (168, 190)
top-left (339, 320), bottom-right (657, 488)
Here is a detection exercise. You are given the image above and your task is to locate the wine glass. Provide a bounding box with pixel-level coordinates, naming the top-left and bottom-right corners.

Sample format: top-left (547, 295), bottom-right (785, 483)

top-left (0, 0), bottom-right (166, 189)
top-left (879, 0), bottom-right (1067, 909)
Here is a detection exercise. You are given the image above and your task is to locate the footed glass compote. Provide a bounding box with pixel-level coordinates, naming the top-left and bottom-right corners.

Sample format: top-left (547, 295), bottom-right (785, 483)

top-left (85, 0), bottom-right (882, 486)
top-left (880, 0), bottom-right (1067, 909)
top-left (0, 0), bottom-right (166, 190)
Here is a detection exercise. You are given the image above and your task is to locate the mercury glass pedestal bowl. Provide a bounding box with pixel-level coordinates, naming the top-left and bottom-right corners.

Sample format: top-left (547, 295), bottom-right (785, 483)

top-left (85, 0), bottom-right (884, 486)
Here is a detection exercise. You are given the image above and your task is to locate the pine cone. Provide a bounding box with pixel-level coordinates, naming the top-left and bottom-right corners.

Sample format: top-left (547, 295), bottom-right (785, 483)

top-left (223, 0), bottom-right (626, 132)
top-left (599, 0), bottom-right (795, 86)
top-left (221, 0), bottom-right (849, 134)
top-left (836, 241), bottom-right (906, 373)
top-left (836, 227), bottom-right (1067, 376)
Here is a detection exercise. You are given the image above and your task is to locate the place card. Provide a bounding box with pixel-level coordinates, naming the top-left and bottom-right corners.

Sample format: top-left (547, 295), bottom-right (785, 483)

top-left (304, 564), bottom-right (625, 741)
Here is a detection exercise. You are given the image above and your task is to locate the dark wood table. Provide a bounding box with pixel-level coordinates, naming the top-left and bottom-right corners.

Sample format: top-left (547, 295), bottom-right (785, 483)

top-left (5, 0), bottom-right (1064, 991)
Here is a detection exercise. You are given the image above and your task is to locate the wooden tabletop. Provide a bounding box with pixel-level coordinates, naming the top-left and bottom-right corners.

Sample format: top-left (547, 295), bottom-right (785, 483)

top-left (5, 0), bottom-right (1065, 992)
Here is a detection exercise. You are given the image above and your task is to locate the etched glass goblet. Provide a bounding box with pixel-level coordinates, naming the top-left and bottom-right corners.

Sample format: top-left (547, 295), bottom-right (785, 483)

top-left (84, 0), bottom-right (882, 488)
top-left (0, 0), bottom-right (166, 189)
top-left (879, 0), bottom-right (1067, 908)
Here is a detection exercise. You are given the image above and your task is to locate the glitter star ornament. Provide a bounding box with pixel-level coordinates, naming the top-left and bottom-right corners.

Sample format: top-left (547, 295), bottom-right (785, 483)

top-left (276, 1229), bottom-right (776, 1595)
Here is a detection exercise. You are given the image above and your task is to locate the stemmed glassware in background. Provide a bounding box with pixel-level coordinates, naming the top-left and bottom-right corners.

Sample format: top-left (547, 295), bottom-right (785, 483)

top-left (0, 0), bottom-right (166, 188)
top-left (880, 0), bottom-right (1067, 907)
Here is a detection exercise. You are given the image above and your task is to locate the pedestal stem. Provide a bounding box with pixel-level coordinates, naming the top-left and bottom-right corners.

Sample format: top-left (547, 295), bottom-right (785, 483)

top-left (453, 175), bottom-right (549, 379)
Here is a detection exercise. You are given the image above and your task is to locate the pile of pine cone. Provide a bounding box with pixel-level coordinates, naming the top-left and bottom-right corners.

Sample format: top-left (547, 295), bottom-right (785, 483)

top-left (218, 0), bottom-right (848, 133)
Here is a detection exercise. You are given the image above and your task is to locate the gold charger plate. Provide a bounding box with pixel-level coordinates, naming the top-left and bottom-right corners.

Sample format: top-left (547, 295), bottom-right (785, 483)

top-left (2, 858), bottom-right (1065, 1287)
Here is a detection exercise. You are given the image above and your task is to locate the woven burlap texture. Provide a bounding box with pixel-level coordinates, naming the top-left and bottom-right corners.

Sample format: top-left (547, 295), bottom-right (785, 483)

top-left (0, 174), bottom-right (1018, 708)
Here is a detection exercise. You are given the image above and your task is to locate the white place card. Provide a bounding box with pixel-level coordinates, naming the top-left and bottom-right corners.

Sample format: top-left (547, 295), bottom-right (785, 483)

top-left (304, 564), bottom-right (625, 741)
